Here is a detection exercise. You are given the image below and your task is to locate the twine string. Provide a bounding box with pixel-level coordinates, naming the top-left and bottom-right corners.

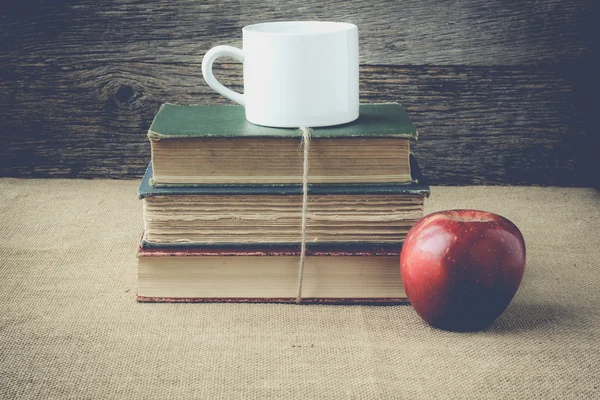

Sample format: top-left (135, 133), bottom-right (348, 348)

top-left (296, 126), bottom-right (312, 304)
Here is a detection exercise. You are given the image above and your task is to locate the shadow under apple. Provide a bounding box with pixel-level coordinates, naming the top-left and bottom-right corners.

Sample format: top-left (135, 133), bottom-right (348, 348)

top-left (486, 301), bottom-right (590, 334)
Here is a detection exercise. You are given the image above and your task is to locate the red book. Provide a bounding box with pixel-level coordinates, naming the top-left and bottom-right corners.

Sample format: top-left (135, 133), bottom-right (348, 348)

top-left (137, 243), bottom-right (407, 304)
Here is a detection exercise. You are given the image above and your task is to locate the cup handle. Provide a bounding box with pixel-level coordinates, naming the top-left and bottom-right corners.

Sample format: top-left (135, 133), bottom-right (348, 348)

top-left (202, 45), bottom-right (245, 106)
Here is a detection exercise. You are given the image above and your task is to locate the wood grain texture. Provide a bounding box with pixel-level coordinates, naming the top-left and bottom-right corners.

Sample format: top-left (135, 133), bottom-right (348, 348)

top-left (0, 0), bottom-right (593, 66)
top-left (0, 0), bottom-right (596, 185)
top-left (0, 61), bottom-right (594, 185)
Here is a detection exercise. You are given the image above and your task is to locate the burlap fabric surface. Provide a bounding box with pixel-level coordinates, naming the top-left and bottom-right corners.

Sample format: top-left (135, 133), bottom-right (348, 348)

top-left (1, 179), bottom-right (598, 399)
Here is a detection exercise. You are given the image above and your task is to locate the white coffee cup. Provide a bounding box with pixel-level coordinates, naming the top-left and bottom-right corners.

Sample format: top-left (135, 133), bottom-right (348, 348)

top-left (202, 21), bottom-right (359, 128)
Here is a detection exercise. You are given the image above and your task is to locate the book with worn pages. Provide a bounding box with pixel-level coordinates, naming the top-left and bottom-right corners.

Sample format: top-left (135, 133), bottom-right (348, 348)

top-left (136, 244), bottom-right (407, 304)
top-left (137, 102), bottom-right (428, 303)
top-left (138, 156), bottom-right (429, 247)
top-left (148, 103), bottom-right (417, 186)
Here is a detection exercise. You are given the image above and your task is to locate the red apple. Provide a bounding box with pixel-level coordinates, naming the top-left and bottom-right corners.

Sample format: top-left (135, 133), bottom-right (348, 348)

top-left (400, 210), bottom-right (526, 331)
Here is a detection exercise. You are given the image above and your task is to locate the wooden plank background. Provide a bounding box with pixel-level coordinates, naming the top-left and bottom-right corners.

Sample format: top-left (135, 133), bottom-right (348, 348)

top-left (0, 0), bottom-right (596, 186)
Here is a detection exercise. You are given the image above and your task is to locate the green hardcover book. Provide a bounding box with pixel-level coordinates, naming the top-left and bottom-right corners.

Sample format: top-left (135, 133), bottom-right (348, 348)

top-left (139, 155), bottom-right (429, 248)
top-left (148, 103), bottom-right (418, 186)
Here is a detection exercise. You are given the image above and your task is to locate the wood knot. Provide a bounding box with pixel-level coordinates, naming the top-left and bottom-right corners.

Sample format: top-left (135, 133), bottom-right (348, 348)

top-left (109, 83), bottom-right (144, 110)
top-left (115, 85), bottom-right (135, 103)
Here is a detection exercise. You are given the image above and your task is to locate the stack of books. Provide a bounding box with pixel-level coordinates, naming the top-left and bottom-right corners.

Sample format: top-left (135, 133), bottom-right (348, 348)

top-left (137, 103), bottom-right (430, 303)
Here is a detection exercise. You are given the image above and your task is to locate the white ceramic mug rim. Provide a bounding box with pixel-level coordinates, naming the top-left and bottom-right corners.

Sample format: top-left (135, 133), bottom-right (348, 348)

top-left (243, 21), bottom-right (357, 36)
